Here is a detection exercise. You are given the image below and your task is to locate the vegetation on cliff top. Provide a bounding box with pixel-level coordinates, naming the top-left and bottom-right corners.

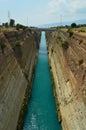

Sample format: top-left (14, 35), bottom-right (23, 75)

top-left (1, 18), bottom-right (27, 31)
top-left (67, 27), bottom-right (74, 37)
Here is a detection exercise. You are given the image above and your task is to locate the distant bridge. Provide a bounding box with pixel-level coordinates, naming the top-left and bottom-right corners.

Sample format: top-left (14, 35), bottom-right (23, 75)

top-left (31, 27), bottom-right (57, 32)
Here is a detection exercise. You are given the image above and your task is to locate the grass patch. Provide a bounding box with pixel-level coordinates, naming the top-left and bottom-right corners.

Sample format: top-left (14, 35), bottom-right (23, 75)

top-left (78, 28), bottom-right (86, 33)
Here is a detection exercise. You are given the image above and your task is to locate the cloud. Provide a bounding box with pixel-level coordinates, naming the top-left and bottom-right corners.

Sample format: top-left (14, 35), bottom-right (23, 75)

top-left (48, 0), bottom-right (86, 21)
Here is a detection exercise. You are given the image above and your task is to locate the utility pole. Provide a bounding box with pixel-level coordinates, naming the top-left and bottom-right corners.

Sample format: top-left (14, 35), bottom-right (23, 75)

top-left (8, 11), bottom-right (10, 27)
top-left (27, 16), bottom-right (28, 27)
top-left (60, 14), bottom-right (62, 26)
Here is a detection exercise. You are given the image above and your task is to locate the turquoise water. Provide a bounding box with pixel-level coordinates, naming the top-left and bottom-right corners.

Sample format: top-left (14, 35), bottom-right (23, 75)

top-left (23, 32), bottom-right (61, 130)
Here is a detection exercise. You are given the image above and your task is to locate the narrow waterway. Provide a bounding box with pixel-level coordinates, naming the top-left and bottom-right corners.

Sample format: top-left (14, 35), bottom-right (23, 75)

top-left (23, 32), bottom-right (61, 130)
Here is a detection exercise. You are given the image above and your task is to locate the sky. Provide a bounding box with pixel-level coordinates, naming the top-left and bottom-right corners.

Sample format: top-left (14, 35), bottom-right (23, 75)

top-left (0, 0), bottom-right (86, 26)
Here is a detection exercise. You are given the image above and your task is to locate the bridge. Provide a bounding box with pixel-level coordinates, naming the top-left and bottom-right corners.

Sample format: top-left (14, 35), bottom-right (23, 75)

top-left (30, 27), bottom-right (57, 32)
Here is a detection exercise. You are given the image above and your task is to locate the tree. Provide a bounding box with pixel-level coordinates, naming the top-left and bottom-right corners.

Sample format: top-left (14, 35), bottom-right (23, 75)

top-left (10, 19), bottom-right (15, 27)
top-left (2, 22), bottom-right (9, 27)
top-left (5, 22), bottom-right (9, 27)
top-left (16, 24), bottom-right (26, 30)
top-left (2, 23), bottom-right (5, 27)
top-left (71, 23), bottom-right (77, 28)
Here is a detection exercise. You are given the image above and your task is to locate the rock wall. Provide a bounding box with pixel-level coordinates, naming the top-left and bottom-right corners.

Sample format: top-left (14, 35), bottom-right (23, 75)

top-left (46, 30), bottom-right (86, 130)
top-left (0, 29), bottom-right (40, 130)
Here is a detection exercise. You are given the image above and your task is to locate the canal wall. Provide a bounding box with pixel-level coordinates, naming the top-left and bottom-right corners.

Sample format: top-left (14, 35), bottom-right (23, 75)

top-left (46, 30), bottom-right (86, 130)
top-left (0, 29), bottom-right (40, 130)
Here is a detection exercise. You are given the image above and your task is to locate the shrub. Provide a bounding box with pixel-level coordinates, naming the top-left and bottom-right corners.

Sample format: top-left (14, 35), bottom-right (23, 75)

top-left (57, 36), bottom-right (63, 43)
top-left (14, 40), bottom-right (22, 57)
top-left (79, 59), bottom-right (84, 65)
top-left (1, 43), bottom-right (6, 48)
top-left (51, 48), bottom-right (54, 53)
top-left (0, 42), bottom-right (6, 54)
top-left (57, 36), bottom-right (62, 40)
top-left (15, 40), bottom-right (21, 47)
top-left (79, 40), bottom-right (83, 44)
top-left (61, 40), bottom-right (69, 50)
top-left (67, 28), bottom-right (73, 37)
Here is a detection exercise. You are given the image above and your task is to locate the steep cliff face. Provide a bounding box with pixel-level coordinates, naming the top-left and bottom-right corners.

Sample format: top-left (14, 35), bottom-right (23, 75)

top-left (46, 30), bottom-right (86, 130)
top-left (0, 29), bottom-right (40, 130)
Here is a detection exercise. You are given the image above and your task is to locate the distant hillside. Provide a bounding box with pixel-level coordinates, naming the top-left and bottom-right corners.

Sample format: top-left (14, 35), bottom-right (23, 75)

top-left (39, 19), bottom-right (86, 28)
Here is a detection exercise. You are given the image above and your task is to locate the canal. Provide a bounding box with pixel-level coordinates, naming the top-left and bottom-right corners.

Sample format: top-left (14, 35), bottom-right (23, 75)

top-left (23, 32), bottom-right (61, 130)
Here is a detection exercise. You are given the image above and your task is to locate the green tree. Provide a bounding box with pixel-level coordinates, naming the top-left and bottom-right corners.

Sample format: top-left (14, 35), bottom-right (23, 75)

top-left (16, 24), bottom-right (26, 30)
top-left (71, 23), bottom-right (77, 28)
top-left (2, 23), bottom-right (5, 27)
top-left (10, 19), bottom-right (15, 27)
top-left (5, 22), bottom-right (9, 27)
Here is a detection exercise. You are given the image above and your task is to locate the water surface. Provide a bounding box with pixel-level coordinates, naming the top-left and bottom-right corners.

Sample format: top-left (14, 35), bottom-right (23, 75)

top-left (23, 32), bottom-right (61, 130)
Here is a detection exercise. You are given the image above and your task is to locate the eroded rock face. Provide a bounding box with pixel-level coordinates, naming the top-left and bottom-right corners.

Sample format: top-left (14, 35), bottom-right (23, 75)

top-left (46, 30), bottom-right (86, 130)
top-left (0, 29), bottom-right (40, 130)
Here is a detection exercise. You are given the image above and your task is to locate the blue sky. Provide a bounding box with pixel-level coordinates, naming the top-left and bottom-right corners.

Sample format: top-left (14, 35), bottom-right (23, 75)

top-left (0, 0), bottom-right (86, 26)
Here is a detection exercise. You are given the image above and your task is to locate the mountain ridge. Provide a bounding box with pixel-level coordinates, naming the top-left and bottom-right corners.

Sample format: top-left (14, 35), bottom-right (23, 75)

top-left (39, 19), bottom-right (86, 28)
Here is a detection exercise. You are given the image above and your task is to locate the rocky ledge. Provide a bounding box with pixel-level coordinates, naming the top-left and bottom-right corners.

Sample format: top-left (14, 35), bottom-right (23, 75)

top-left (0, 28), bottom-right (40, 130)
top-left (46, 29), bottom-right (86, 130)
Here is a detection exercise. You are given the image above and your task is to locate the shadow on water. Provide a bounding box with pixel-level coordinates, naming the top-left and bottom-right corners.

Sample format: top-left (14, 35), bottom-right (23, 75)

top-left (23, 32), bottom-right (62, 130)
